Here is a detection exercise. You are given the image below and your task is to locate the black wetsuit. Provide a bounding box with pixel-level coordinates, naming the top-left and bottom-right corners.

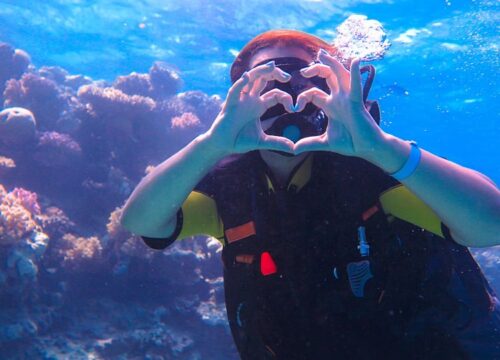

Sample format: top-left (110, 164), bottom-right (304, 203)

top-left (143, 151), bottom-right (500, 359)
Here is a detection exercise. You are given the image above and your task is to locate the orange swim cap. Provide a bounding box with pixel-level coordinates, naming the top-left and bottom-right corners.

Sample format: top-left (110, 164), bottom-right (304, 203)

top-left (230, 29), bottom-right (338, 84)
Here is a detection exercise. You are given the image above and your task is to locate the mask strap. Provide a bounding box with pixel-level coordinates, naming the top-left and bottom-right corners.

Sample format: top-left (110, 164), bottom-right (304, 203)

top-left (360, 65), bottom-right (375, 103)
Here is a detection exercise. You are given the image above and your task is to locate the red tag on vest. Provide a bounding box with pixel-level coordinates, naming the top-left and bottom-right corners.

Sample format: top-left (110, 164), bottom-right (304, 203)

top-left (225, 221), bottom-right (256, 243)
top-left (260, 252), bottom-right (277, 276)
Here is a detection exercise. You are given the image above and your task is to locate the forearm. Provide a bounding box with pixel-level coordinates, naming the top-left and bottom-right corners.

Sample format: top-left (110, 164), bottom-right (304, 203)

top-left (366, 133), bottom-right (500, 247)
top-left (120, 131), bottom-right (228, 237)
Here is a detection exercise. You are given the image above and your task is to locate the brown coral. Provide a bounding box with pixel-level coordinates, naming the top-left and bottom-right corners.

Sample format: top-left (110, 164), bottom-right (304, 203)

top-left (57, 233), bottom-right (103, 270)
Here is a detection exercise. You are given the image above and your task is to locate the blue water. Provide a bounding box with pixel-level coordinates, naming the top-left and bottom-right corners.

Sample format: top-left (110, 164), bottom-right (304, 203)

top-left (0, 0), bottom-right (499, 358)
top-left (1, 0), bottom-right (497, 176)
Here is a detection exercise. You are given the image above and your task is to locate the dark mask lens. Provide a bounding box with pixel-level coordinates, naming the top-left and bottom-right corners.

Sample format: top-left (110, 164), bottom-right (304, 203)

top-left (261, 104), bottom-right (286, 121)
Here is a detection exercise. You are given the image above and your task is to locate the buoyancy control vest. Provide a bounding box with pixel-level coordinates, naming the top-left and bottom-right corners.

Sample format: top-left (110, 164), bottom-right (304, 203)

top-left (210, 151), bottom-right (498, 360)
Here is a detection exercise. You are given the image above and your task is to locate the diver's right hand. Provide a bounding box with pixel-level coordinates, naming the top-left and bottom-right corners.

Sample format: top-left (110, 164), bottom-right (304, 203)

top-left (206, 61), bottom-right (296, 155)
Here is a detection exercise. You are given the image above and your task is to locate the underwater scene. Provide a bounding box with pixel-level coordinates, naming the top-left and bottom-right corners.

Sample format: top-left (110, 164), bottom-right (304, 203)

top-left (0, 0), bottom-right (499, 359)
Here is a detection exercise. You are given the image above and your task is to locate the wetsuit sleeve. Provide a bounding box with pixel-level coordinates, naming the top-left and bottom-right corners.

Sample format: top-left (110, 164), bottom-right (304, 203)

top-left (141, 171), bottom-right (225, 250)
top-left (379, 184), bottom-right (446, 238)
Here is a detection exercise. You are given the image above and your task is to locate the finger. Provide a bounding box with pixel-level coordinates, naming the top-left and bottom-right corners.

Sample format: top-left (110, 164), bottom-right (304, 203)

top-left (225, 72), bottom-right (249, 107)
top-left (349, 58), bottom-right (363, 103)
top-left (260, 89), bottom-right (295, 114)
top-left (258, 134), bottom-right (295, 153)
top-left (299, 64), bottom-right (339, 94)
top-left (293, 135), bottom-right (329, 154)
top-left (295, 88), bottom-right (329, 113)
top-left (318, 50), bottom-right (350, 91)
top-left (250, 67), bottom-right (291, 97)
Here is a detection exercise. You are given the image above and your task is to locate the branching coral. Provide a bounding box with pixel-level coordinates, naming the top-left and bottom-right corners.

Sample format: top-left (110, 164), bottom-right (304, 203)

top-left (33, 131), bottom-right (83, 168)
top-left (149, 62), bottom-right (183, 98)
top-left (57, 234), bottom-right (103, 270)
top-left (106, 206), bottom-right (155, 260)
top-left (171, 112), bottom-right (201, 130)
top-left (78, 85), bottom-right (155, 119)
top-left (36, 206), bottom-right (75, 240)
top-left (114, 72), bottom-right (152, 97)
top-left (0, 185), bottom-right (42, 245)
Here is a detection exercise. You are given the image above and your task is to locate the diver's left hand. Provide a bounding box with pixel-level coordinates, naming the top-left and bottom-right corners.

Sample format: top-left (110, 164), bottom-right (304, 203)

top-left (293, 51), bottom-right (386, 158)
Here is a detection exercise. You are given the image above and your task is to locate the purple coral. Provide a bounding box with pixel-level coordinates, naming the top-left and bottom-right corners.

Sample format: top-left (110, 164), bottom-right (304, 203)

top-left (114, 72), bottom-right (152, 97)
top-left (0, 43), bottom-right (31, 101)
top-left (149, 61), bottom-right (183, 98)
top-left (78, 85), bottom-right (155, 120)
top-left (3, 73), bottom-right (65, 130)
top-left (0, 107), bottom-right (37, 147)
top-left (33, 131), bottom-right (82, 168)
top-left (38, 66), bottom-right (69, 85)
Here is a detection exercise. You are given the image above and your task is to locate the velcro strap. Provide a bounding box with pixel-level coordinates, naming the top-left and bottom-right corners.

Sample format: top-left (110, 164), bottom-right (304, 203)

top-left (235, 254), bottom-right (255, 264)
top-left (225, 221), bottom-right (256, 243)
top-left (362, 203), bottom-right (380, 222)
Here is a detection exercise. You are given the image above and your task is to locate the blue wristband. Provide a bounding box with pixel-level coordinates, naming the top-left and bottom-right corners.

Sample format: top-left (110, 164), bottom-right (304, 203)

top-left (390, 141), bottom-right (421, 181)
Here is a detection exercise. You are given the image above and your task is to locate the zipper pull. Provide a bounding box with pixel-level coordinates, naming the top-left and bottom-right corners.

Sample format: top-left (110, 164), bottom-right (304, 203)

top-left (357, 226), bottom-right (370, 257)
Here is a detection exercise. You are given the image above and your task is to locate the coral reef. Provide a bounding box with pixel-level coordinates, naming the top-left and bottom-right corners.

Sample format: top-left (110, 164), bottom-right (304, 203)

top-left (0, 40), bottom-right (235, 358)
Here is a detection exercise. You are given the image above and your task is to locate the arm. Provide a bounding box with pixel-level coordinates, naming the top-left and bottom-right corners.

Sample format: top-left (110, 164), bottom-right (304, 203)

top-left (120, 62), bottom-right (295, 238)
top-left (366, 133), bottom-right (500, 248)
top-left (120, 132), bottom-right (227, 238)
top-left (293, 52), bottom-right (500, 247)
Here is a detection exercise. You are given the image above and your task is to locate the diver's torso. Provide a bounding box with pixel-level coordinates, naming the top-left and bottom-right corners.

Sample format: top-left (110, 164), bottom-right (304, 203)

top-left (216, 152), bottom-right (498, 360)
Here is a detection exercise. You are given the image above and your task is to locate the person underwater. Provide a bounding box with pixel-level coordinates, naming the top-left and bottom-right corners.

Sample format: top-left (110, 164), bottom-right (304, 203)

top-left (120, 29), bottom-right (500, 359)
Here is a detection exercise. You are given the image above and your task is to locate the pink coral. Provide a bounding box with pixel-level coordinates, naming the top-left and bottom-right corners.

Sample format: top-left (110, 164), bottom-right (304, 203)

top-left (11, 188), bottom-right (41, 215)
top-left (171, 112), bottom-right (201, 130)
top-left (57, 233), bottom-right (103, 270)
top-left (0, 185), bottom-right (41, 244)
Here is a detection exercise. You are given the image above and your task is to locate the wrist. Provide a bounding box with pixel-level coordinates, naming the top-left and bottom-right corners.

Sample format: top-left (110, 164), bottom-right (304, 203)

top-left (363, 133), bottom-right (413, 174)
top-left (197, 129), bottom-right (232, 159)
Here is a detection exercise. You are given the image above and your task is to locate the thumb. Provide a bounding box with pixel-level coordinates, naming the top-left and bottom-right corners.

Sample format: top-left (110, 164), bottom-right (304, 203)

top-left (257, 134), bottom-right (295, 153)
top-left (293, 135), bottom-right (328, 154)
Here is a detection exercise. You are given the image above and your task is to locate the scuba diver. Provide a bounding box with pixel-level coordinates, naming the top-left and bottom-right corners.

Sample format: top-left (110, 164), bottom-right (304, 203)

top-left (120, 30), bottom-right (500, 359)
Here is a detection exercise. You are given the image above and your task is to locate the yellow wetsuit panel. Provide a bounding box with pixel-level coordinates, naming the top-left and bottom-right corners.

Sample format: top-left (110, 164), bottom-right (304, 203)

top-left (177, 191), bottom-right (225, 242)
top-left (379, 185), bottom-right (444, 238)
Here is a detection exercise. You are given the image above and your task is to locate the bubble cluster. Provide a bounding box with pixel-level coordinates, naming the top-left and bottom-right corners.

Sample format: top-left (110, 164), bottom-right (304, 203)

top-left (333, 15), bottom-right (391, 63)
